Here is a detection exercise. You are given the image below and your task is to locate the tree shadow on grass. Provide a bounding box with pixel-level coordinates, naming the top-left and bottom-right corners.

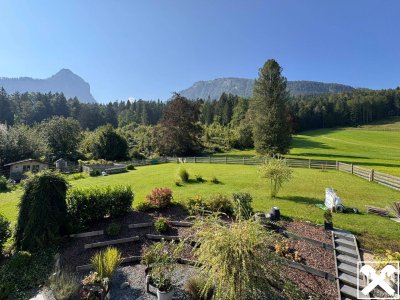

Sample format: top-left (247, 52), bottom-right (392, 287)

top-left (291, 136), bottom-right (334, 150)
top-left (277, 196), bottom-right (323, 206)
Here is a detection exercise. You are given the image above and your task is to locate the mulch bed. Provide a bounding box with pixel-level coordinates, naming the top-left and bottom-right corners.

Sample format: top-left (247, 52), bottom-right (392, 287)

top-left (281, 220), bottom-right (332, 244)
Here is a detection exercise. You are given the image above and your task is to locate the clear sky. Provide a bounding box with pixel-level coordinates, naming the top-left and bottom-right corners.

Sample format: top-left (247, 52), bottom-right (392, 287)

top-left (0, 0), bottom-right (399, 103)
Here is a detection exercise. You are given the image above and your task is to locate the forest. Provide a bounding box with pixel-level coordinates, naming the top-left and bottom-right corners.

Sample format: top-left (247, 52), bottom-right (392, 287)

top-left (0, 85), bottom-right (399, 166)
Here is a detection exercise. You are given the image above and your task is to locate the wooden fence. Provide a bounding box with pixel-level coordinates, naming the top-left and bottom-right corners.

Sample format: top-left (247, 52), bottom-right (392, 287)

top-left (166, 156), bottom-right (400, 191)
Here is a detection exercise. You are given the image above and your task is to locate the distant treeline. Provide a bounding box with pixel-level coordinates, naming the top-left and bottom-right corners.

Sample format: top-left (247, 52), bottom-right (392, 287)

top-left (0, 86), bottom-right (399, 132)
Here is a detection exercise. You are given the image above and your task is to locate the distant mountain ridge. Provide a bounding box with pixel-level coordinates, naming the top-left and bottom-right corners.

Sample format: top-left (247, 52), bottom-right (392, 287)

top-left (0, 69), bottom-right (96, 103)
top-left (179, 77), bottom-right (355, 99)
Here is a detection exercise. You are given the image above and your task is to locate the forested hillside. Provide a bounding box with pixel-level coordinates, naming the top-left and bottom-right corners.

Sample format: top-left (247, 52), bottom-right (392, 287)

top-left (179, 77), bottom-right (355, 99)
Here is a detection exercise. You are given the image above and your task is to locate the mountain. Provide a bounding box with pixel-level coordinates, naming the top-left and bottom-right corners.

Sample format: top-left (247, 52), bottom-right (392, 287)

top-left (179, 77), bottom-right (355, 100)
top-left (0, 69), bottom-right (96, 103)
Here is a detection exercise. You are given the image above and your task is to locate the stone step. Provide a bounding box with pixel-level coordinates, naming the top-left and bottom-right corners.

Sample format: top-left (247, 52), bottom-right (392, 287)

top-left (333, 230), bottom-right (354, 241)
top-left (335, 245), bottom-right (358, 258)
top-left (340, 284), bottom-right (359, 299)
top-left (338, 262), bottom-right (360, 277)
top-left (337, 254), bottom-right (359, 267)
top-left (338, 272), bottom-right (363, 287)
top-left (335, 238), bottom-right (356, 249)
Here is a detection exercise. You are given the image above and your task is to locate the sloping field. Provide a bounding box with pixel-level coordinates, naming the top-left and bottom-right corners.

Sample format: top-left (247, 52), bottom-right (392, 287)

top-left (1, 163), bottom-right (399, 252)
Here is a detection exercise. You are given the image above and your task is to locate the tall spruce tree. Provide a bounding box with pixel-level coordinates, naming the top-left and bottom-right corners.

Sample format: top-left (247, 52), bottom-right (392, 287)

top-left (250, 59), bottom-right (291, 154)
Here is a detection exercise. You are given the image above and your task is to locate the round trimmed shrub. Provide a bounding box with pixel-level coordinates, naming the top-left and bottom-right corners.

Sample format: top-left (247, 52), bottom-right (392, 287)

top-left (126, 164), bottom-right (135, 171)
top-left (106, 223), bottom-right (121, 237)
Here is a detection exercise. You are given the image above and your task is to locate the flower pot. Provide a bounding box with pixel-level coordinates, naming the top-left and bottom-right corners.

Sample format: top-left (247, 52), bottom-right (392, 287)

top-left (157, 288), bottom-right (174, 300)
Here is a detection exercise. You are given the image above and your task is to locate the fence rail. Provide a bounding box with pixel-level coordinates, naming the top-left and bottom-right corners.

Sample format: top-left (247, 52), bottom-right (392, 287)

top-left (168, 156), bottom-right (400, 191)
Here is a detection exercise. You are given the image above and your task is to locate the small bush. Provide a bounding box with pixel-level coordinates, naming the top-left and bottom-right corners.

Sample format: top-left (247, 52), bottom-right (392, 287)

top-left (49, 272), bottom-right (79, 300)
top-left (178, 167), bottom-right (189, 182)
top-left (185, 275), bottom-right (213, 300)
top-left (0, 176), bottom-right (10, 192)
top-left (89, 170), bottom-right (101, 177)
top-left (232, 192), bottom-right (253, 219)
top-left (154, 217), bottom-right (169, 234)
top-left (210, 176), bottom-right (220, 184)
top-left (70, 173), bottom-right (87, 181)
top-left (67, 185), bottom-right (134, 230)
top-left (205, 194), bottom-right (233, 215)
top-left (126, 164), bottom-right (135, 171)
top-left (195, 174), bottom-right (205, 183)
top-left (105, 223), bottom-right (121, 237)
top-left (90, 247), bottom-right (122, 280)
top-left (186, 196), bottom-right (207, 214)
top-left (136, 201), bottom-right (153, 212)
top-left (145, 187), bottom-right (173, 209)
top-left (0, 214), bottom-right (11, 254)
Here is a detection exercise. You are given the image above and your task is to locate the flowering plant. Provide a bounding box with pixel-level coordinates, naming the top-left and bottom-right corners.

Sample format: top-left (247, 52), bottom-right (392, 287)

top-left (145, 187), bottom-right (173, 209)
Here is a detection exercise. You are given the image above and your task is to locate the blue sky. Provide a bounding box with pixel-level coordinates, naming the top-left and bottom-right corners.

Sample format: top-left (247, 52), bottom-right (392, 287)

top-left (0, 0), bottom-right (399, 103)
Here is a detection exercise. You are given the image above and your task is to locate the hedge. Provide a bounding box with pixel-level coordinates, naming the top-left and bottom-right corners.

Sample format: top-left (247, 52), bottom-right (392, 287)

top-left (67, 185), bottom-right (133, 230)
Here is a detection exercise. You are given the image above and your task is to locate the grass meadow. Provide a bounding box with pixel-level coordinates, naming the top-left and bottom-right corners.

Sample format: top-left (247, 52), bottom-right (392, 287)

top-left (1, 163), bottom-right (399, 252)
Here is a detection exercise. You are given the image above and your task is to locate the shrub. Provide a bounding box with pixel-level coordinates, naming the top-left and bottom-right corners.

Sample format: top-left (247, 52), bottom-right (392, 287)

top-left (178, 167), bottom-right (189, 182)
top-left (186, 196), bottom-right (207, 214)
top-left (154, 217), bottom-right (169, 234)
top-left (259, 157), bottom-right (292, 197)
top-left (126, 164), bottom-right (135, 171)
top-left (193, 218), bottom-right (281, 299)
top-left (105, 223), bottom-right (121, 237)
top-left (210, 176), bottom-right (220, 184)
top-left (0, 249), bottom-right (55, 299)
top-left (0, 176), bottom-right (10, 192)
top-left (70, 173), bottom-right (87, 181)
top-left (145, 187), bottom-right (173, 209)
top-left (0, 214), bottom-right (11, 254)
top-left (67, 185), bottom-right (133, 230)
top-left (205, 194), bottom-right (233, 215)
top-left (185, 275), bottom-right (213, 300)
top-left (195, 174), bottom-right (205, 183)
top-left (136, 201), bottom-right (153, 212)
top-left (283, 281), bottom-right (306, 300)
top-left (89, 170), bottom-right (101, 177)
top-left (90, 247), bottom-right (122, 280)
top-left (15, 171), bottom-right (69, 251)
top-left (49, 272), bottom-right (79, 300)
top-left (232, 193), bottom-right (253, 220)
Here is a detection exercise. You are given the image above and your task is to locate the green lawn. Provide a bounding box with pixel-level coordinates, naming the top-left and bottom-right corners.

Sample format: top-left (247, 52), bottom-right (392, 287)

top-left (1, 163), bottom-right (399, 252)
top-left (216, 118), bottom-right (400, 176)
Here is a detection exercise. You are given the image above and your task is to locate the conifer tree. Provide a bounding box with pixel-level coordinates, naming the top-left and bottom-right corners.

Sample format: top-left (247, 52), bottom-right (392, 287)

top-left (250, 59), bottom-right (291, 154)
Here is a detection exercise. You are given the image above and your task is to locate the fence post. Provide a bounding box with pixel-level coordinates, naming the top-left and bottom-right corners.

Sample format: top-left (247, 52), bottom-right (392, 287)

top-left (194, 157), bottom-right (196, 163)
top-left (243, 157), bottom-right (245, 165)
top-left (370, 169), bottom-right (374, 182)
top-left (309, 159), bottom-right (311, 169)
top-left (225, 156), bottom-right (227, 164)
top-left (209, 156), bottom-right (211, 163)
top-left (351, 163), bottom-right (354, 175)
top-left (336, 161), bottom-right (339, 170)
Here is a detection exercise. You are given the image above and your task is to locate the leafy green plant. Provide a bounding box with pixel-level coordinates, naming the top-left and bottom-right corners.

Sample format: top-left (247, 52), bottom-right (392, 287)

top-left (105, 223), bottom-right (121, 237)
top-left (141, 240), bottom-right (185, 292)
top-left (154, 217), bottom-right (169, 234)
top-left (210, 176), bottom-right (220, 184)
top-left (136, 201), bottom-right (153, 212)
top-left (0, 176), bottom-right (10, 192)
top-left (178, 167), bottom-right (189, 182)
top-left (49, 271), bottom-right (79, 300)
top-left (67, 185), bottom-right (133, 230)
top-left (0, 214), bottom-right (11, 254)
top-left (205, 194), bottom-right (233, 215)
top-left (145, 187), bottom-right (173, 209)
top-left (0, 249), bottom-right (55, 300)
top-left (184, 275), bottom-right (213, 300)
top-left (90, 247), bottom-right (122, 280)
top-left (186, 196), bottom-right (208, 215)
top-left (192, 217), bottom-right (281, 300)
top-left (70, 173), bottom-right (87, 181)
top-left (283, 281), bottom-right (306, 300)
top-left (259, 157), bottom-right (292, 197)
top-left (15, 171), bottom-right (69, 251)
top-left (232, 192), bottom-right (253, 220)
top-left (126, 164), bottom-right (135, 171)
top-left (89, 170), bottom-right (101, 177)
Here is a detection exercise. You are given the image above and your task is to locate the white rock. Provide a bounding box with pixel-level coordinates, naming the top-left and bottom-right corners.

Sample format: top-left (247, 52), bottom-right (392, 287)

top-left (120, 281), bottom-right (130, 289)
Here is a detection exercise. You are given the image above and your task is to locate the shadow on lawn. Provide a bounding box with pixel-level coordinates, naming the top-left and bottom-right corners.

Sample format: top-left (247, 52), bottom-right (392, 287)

top-left (278, 196), bottom-right (323, 206)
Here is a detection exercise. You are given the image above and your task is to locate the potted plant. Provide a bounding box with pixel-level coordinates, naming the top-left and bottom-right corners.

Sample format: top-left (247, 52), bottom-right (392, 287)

top-left (79, 272), bottom-right (109, 300)
top-left (324, 209), bottom-right (333, 230)
top-left (141, 240), bottom-right (184, 300)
